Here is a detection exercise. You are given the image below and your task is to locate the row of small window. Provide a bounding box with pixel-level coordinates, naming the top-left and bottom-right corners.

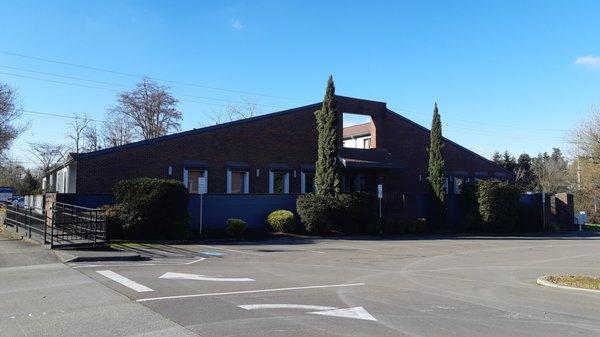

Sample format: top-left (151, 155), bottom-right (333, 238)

top-left (184, 169), bottom-right (316, 194)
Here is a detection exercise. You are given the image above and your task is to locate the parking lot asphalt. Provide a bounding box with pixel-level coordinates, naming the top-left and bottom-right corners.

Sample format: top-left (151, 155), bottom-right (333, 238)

top-left (70, 234), bottom-right (600, 337)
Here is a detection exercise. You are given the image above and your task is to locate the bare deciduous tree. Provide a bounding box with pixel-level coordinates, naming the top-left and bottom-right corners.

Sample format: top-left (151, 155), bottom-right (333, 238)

top-left (203, 100), bottom-right (259, 126)
top-left (101, 110), bottom-right (134, 147)
top-left (531, 148), bottom-right (569, 194)
top-left (0, 83), bottom-right (27, 159)
top-left (111, 78), bottom-right (182, 140)
top-left (571, 106), bottom-right (600, 221)
top-left (84, 123), bottom-right (100, 151)
top-left (27, 142), bottom-right (68, 173)
top-left (66, 113), bottom-right (91, 153)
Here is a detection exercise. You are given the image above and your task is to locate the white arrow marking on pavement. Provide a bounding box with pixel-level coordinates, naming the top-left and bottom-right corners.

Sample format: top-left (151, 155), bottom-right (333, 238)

top-left (159, 272), bottom-right (255, 282)
top-left (308, 306), bottom-right (377, 321)
top-left (238, 304), bottom-right (377, 321)
top-left (239, 304), bottom-right (337, 311)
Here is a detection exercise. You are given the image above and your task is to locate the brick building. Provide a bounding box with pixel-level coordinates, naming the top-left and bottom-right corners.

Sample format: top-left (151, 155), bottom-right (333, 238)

top-left (43, 95), bottom-right (513, 197)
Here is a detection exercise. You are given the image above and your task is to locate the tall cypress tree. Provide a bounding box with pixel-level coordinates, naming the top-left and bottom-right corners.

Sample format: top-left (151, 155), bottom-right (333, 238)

top-left (427, 102), bottom-right (446, 223)
top-left (314, 75), bottom-right (341, 195)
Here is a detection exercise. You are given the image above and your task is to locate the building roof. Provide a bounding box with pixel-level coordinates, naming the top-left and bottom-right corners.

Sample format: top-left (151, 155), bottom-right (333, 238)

top-left (343, 122), bottom-right (371, 139)
top-left (47, 95), bottom-right (513, 178)
top-left (338, 148), bottom-right (403, 170)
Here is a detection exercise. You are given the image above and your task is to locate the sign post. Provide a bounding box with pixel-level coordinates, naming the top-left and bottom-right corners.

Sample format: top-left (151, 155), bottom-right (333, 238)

top-left (198, 177), bottom-right (207, 235)
top-left (377, 183), bottom-right (383, 218)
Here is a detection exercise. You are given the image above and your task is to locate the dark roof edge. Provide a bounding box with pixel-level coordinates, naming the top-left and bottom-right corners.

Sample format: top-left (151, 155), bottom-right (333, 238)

top-left (385, 108), bottom-right (516, 177)
top-left (335, 95), bottom-right (387, 105)
top-left (73, 101), bottom-right (322, 161)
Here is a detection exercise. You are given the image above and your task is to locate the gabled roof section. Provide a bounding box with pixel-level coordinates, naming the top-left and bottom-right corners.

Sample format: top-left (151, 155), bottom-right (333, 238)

top-left (71, 101), bottom-right (322, 161)
top-left (343, 122), bottom-right (371, 139)
top-left (385, 108), bottom-right (516, 177)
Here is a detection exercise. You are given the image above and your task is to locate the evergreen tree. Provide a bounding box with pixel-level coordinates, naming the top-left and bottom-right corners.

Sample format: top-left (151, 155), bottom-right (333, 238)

top-left (515, 153), bottom-right (535, 192)
top-left (501, 150), bottom-right (517, 171)
top-left (427, 102), bottom-right (446, 223)
top-left (314, 75), bottom-right (341, 195)
top-left (492, 151), bottom-right (502, 164)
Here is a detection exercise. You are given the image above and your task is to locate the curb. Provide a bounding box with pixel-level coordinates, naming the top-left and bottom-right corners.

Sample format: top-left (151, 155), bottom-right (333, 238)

top-left (536, 276), bottom-right (600, 294)
top-left (54, 250), bottom-right (145, 263)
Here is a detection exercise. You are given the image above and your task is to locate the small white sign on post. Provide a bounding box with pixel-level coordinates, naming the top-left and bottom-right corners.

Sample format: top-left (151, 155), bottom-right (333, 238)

top-left (199, 177), bottom-right (207, 195)
top-left (198, 177), bottom-right (207, 235)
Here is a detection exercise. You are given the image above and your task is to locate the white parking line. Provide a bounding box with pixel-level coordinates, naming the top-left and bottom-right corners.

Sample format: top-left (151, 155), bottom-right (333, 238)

top-left (198, 245), bottom-right (263, 256)
top-left (96, 270), bottom-right (154, 292)
top-left (71, 257), bottom-right (206, 269)
top-left (239, 304), bottom-right (336, 311)
top-left (137, 282), bottom-right (365, 302)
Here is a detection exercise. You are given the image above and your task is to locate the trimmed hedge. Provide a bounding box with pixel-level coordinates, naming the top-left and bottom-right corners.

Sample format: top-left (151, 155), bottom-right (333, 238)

top-left (226, 218), bottom-right (246, 237)
top-left (461, 180), bottom-right (521, 232)
top-left (267, 210), bottom-right (296, 233)
top-left (296, 192), bottom-right (371, 234)
top-left (110, 178), bottom-right (189, 239)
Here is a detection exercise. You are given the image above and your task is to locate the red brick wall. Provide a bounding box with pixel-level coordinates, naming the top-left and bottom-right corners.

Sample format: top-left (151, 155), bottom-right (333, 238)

top-left (75, 97), bottom-right (512, 194)
top-left (76, 105), bottom-right (320, 194)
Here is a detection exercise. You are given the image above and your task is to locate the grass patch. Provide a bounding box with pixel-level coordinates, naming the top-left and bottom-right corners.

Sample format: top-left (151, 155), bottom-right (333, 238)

top-left (546, 275), bottom-right (600, 290)
top-left (584, 224), bottom-right (600, 232)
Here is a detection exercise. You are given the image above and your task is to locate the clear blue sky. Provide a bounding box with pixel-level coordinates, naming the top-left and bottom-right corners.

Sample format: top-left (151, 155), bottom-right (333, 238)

top-left (1, 0), bottom-right (599, 168)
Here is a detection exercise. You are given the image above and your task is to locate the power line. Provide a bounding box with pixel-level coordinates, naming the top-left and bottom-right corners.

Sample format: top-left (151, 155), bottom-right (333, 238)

top-left (0, 65), bottom-right (291, 110)
top-left (0, 71), bottom-right (278, 112)
top-left (396, 107), bottom-right (569, 132)
top-left (1, 50), bottom-right (570, 133)
top-left (0, 50), bottom-right (312, 102)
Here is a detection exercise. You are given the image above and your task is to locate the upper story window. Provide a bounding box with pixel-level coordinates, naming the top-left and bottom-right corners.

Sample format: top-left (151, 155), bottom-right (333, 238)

top-left (227, 170), bottom-right (249, 194)
top-left (342, 113), bottom-right (373, 149)
top-left (269, 171), bottom-right (289, 194)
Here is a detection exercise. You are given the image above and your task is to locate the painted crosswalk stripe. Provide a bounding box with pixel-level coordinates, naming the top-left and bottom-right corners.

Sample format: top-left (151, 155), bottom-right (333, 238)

top-left (96, 270), bottom-right (154, 292)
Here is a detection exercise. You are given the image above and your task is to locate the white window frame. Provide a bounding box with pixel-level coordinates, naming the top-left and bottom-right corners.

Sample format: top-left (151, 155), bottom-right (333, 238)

top-left (300, 171), bottom-right (316, 194)
top-left (183, 168), bottom-right (208, 194)
top-left (227, 170), bottom-right (249, 194)
top-left (269, 170), bottom-right (289, 194)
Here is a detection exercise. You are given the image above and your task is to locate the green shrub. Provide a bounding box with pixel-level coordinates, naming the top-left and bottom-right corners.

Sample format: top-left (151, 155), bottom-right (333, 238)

top-left (267, 210), bottom-right (296, 233)
top-left (296, 192), bottom-right (372, 234)
top-left (461, 180), bottom-right (521, 233)
top-left (226, 218), bottom-right (246, 237)
top-left (476, 181), bottom-right (521, 232)
top-left (112, 178), bottom-right (189, 239)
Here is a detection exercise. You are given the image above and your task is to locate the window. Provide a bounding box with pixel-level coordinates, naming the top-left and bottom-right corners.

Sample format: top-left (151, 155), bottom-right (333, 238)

top-left (363, 137), bottom-right (371, 149)
top-left (301, 172), bottom-right (315, 193)
top-left (186, 170), bottom-right (207, 194)
top-left (228, 170), bottom-right (249, 194)
top-left (454, 177), bottom-right (464, 194)
top-left (269, 171), bottom-right (289, 194)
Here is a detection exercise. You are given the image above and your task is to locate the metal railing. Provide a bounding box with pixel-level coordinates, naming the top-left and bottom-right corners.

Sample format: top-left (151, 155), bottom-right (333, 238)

top-left (50, 202), bottom-right (107, 247)
top-left (2, 201), bottom-right (107, 248)
top-left (3, 203), bottom-right (47, 241)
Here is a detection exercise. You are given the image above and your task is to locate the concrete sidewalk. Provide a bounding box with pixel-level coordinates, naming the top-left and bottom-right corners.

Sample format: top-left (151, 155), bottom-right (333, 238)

top-left (0, 231), bottom-right (197, 337)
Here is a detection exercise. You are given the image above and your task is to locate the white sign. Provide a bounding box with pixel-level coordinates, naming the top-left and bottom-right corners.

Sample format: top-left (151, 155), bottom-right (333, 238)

top-left (238, 304), bottom-right (377, 321)
top-left (377, 184), bottom-right (383, 199)
top-left (198, 177), bottom-right (207, 195)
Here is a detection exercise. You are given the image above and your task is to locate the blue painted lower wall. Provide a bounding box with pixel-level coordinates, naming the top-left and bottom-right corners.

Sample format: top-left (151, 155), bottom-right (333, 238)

top-left (188, 194), bottom-right (298, 231)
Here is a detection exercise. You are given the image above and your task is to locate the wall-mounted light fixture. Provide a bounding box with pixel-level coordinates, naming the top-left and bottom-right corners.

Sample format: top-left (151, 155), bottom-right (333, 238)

top-left (168, 166), bottom-right (173, 176)
top-left (256, 169), bottom-right (260, 177)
